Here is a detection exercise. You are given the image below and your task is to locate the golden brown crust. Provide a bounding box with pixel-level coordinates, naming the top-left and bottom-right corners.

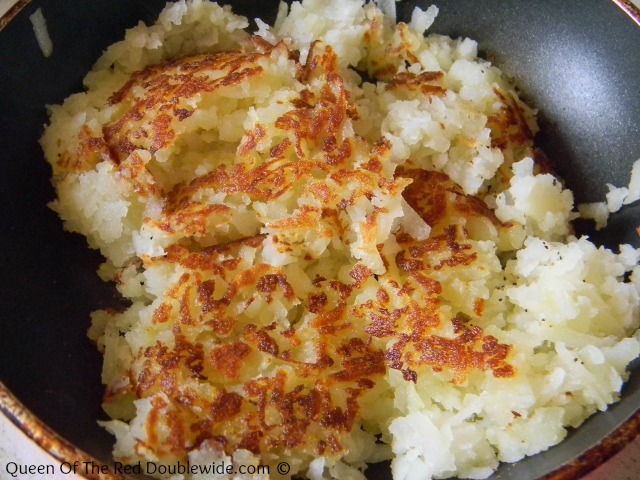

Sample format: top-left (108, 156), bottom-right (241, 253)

top-left (104, 50), bottom-right (274, 162)
top-left (111, 219), bottom-right (515, 461)
top-left (83, 37), bottom-right (526, 466)
top-left (386, 71), bottom-right (447, 97)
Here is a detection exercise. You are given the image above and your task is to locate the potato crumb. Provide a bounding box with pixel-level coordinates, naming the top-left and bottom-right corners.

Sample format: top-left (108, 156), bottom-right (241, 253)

top-left (29, 8), bottom-right (53, 57)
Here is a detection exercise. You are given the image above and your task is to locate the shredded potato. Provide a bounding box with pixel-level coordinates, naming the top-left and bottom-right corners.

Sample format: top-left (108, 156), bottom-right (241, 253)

top-left (41, 1), bottom-right (640, 479)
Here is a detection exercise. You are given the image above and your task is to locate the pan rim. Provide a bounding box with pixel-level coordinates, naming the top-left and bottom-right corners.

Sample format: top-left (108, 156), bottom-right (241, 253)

top-left (612, 0), bottom-right (640, 25)
top-left (0, 381), bottom-right (121, 480)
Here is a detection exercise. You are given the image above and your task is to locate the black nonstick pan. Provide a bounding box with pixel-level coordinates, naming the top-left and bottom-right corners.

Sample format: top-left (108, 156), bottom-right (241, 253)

top-left (1, 1), bottom-right (639, 478)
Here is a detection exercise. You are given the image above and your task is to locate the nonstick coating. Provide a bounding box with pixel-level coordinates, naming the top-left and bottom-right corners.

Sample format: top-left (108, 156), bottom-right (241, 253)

top-left (0, 1), bottom-right (639, 478)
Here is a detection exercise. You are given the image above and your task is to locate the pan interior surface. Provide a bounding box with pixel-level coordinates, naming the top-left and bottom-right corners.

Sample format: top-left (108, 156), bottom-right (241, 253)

top-left (0, 1), bottom-right (638, 478)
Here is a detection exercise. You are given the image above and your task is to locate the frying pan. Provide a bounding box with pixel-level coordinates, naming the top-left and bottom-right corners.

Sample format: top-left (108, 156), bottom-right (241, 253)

top-left (1, 1), bottom-right (639, 478)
